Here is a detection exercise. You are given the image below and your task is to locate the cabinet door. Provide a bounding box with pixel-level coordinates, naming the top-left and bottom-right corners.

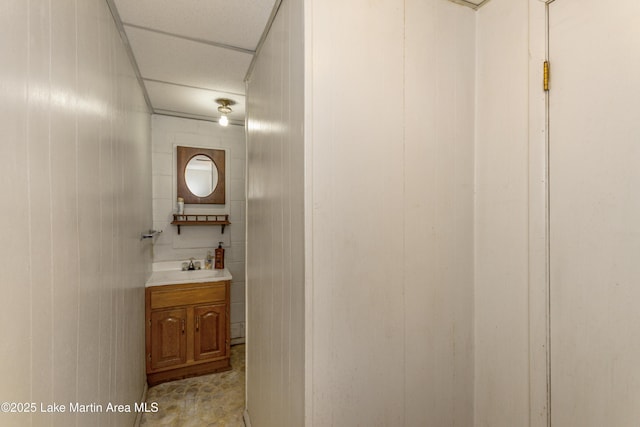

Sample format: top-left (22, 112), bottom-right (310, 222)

top-left (150, 308), bottom-right (187, 370)
top-left (194, 304), bottom-right (227, 361)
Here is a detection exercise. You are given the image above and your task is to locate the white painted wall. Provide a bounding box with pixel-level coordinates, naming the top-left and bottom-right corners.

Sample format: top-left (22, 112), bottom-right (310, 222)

top-left (245, 0), bottom-right (305, 425)
top-left (549, 1), bottom-right (640, 425)
top-left (248, 1), bottom-right (640, 426)
top-left (306, 0), bottom-right (475, 425)
top-left (474, 1), bottom-right (532, 426)
top-left (0, 0), bottom-right (152, 425)
top-left (403, 1), bottom-right (475, 425)
top-left (475, 1), bottom-right (640, 426)
top-left (151, 115), bottom-right (246, 340)
top-left (474, 1), bottom-right (551, 425)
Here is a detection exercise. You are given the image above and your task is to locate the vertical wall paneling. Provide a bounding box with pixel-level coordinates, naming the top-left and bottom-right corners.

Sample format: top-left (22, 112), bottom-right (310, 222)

top-left (27, 1), bottom-right (55, 425)
top-left (76, 0), bottom-right (102, 415)
top-left (245, 0), bottom-right (305, 424)
top-left (549, 0), bottom-right (640, 425)
top-left (302, 0), bottom-right (475, 425)
top-left (526, 1), bottom-right (549, 425)
top-left (289, 0), bottom-right (305, 421)
top-left (0, 3), bottom-right (31, 427)
top-left (404, 1), bottom-right (475, 425)
top-left (0, 0), bottom-right (152, 425)
top-left (247, 1), bottom-right (640, 426)
top-left (474, 1), bottom-right (532, 425)
top-left (309, 0), bottom-right (406, 422)
top-left (49, 4), bottom-right (80, 424)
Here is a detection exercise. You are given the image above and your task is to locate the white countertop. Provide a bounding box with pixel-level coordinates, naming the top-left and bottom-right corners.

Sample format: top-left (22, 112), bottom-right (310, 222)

top-left (146, 260), bottom-right (232, 287)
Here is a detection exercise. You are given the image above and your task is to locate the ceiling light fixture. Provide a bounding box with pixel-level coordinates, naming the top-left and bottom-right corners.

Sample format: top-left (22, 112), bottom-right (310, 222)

top-left (215, 98), bottom-right (234, 127)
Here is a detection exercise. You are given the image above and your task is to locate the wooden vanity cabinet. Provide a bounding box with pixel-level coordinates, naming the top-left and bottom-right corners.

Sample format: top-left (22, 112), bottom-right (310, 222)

top-left (149, 308), bottom-right (187, 371)
top-left (194, 304), bottom-right (227, 361)
top-left (146, 281), bottom-right (231, 386)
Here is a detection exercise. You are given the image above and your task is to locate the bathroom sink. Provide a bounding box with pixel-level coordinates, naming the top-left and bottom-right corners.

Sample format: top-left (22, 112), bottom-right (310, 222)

top-left (182, 269), bottom-right (225, 279)
top-left (146, 261), bottom-right (232, 287)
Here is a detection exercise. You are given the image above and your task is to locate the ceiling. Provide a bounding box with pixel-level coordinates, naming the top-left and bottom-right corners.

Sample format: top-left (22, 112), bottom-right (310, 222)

top-left (111, 0), bottom-right (280, 125)
top-left (110, 0), bottom-right (488, 126)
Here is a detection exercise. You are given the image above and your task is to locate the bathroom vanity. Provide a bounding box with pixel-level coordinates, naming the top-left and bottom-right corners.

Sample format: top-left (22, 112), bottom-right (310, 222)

top-left (145, 264), bottom-right (232, 386)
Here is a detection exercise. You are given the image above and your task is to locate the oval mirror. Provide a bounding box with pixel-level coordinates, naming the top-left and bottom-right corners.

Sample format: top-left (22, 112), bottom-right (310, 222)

top-left (185, 155), bottom-right (219, 197)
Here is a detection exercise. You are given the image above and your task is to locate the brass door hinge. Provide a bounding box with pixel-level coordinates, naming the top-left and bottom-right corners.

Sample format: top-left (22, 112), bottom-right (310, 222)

top-left (543, 61), bottom-right (550, 91)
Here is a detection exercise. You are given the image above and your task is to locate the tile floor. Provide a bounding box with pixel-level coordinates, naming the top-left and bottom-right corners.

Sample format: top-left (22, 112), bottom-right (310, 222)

top-left (140, 344), bottom-right (245, 427)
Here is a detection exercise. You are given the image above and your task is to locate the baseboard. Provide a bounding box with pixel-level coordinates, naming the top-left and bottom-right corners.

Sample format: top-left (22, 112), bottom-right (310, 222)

top-left (147, 357), bottom-right (231, 386)
top-left (133, 382), bottom-right (148, 427)
top-left (231, 322), bottom-right (245, 339)
top-left (231, 337), bottom-right (246, 345)
top-left (243, 408), bottom-right (252, 427)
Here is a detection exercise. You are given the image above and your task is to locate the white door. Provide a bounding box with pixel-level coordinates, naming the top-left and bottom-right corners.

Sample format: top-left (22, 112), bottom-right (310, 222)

top-left (549, 0), bottom-right (640, 425)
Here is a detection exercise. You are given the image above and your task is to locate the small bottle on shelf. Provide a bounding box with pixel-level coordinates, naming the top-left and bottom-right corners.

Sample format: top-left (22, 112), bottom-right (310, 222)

top-left (214, 242), bottom-right (225, 269)
top-left (177, 197), bottom-right (184, 219)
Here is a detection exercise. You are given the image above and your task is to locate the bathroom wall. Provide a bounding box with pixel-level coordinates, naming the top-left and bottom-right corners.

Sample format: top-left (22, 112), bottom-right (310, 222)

top-left (549, 1), bottom-right (640, 425)
top-left (306, 0), bottom-right (475, 425)
top-left (475, 2), bottom-right (640, 426)
top-left (249, 1), bottom-right (640, 426)
top-left (474, 1), bottom-right (548, 425)
top-left (245, 0), bottom-right (305, 425)
top-left (0, 0), bottom-right (151, 426)
top-left (474, 1), bottom-right (532, 425)
top-left (151, 115), bottom-right (246, 341)
top-left (403, 1), bottom-right (475, 424)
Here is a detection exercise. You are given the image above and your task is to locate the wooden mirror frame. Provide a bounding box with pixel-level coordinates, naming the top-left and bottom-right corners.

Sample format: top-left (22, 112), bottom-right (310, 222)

top-left (177, 146), bottom-right (226, 204)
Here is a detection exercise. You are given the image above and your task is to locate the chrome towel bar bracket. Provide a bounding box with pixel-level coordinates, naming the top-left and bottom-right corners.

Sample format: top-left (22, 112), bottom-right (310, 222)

top-left (141, 229), bottom-right (162, 240)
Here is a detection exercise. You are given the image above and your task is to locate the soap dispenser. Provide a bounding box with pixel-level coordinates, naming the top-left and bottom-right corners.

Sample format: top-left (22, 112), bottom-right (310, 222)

top-left (205, 251), bottom-right (213, 270)
top-left (214, 242), bottom-right (225, 270)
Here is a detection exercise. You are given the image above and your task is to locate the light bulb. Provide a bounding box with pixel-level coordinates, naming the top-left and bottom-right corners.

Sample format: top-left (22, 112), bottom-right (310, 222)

top-left (219, 115), bottom-right (229, 127)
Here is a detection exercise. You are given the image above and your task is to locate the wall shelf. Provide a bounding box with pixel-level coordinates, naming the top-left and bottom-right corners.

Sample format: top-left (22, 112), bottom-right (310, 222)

top-left (171, 214), bottom-right (230, 235)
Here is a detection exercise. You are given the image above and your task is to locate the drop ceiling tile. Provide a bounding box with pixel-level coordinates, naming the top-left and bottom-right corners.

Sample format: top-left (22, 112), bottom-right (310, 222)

top-left (146, 80), bottom-right (246, 122)
top-left (114, 0), bottom-right (276, 50)
top-left (126, 26), bottom-right (251, 95)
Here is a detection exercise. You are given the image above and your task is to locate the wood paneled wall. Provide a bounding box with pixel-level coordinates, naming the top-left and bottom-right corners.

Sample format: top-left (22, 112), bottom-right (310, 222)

top-left (306, 0), bottom-right (475, 424)
top-left (247, 0), bottom-right (475, 425)
top-left (474, 1), bottom-right (534, 426)
top-left (0, 0), bottom-right (152, 425)
top-left (245, 0), bottom-right (305, 425)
